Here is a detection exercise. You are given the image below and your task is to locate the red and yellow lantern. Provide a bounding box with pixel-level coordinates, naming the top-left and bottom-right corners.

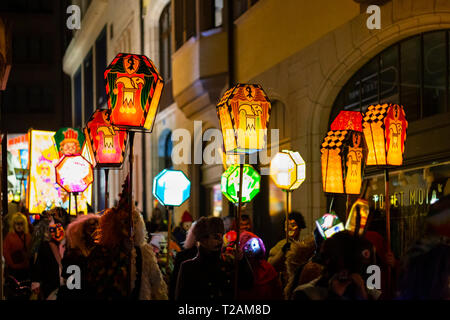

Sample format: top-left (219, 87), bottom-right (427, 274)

top-left (104, 53), bottom-right (164, 131)
top-left (217, 84), bottom-right (271, 154)
top-left (362, 104), bottom-right (408, 166)
top-left (321, 130), bottom-right (368, 194)
top-left (84, 109), bottom-right (127, 168)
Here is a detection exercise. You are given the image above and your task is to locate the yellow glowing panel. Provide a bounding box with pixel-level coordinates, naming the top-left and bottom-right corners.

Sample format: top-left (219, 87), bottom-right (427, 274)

top-left (27, 130), bottom-right (60, 214)
top-left (345, 198), bottom-right (369, 236)
top-left (321, 148), bottom-right (344, 193)
top-left (270, 150), bottom-right (306, 190)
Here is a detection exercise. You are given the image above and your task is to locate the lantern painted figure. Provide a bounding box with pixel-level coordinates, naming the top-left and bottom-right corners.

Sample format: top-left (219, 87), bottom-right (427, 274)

top-left (345, 198), bottom-right (369, 236)
top-left (84, 109), bottom-right (128, 168)
top-left (270, 150), bottom-right (306, 191)
top-left (153, 169), bottom-right (191, 207)
top-left (221, 164), bottom-right (261, 203)
top-left (53, 128), bottom-right (85, 158)
top-left (104, 53), bottom-right (164, 131)
top-left (321, 130), bottom-right (368, 194)
top-left (217, 84), bottom-right (271, 154)
top-left (330, 110), bottom-right (363, 132)
top-left (362, 104), bottom-right (408, 166)
top-left (55, 155), bottom-right (94, 193)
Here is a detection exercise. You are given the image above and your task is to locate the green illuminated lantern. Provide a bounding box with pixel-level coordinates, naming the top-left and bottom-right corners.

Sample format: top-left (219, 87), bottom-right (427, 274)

top-left (221, 164), bottom-right (260, 203)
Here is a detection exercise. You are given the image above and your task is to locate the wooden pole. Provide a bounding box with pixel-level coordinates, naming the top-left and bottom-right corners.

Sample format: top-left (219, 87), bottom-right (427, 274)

top-left (104, 168), bottom-right (109, 209)
top-left (234, 154), bottom-right (244, 300)
top-left (384, 168), bottom-right (392, 298)
top-left (285, 191), bottom-right (290, 242)
top-left (127, 131), bottom-right (135, 297)
top-left (166, 206), bottom-right (172, 274)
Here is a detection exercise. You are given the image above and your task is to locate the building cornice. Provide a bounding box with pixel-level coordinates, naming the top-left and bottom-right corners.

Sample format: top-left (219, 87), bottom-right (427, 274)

top-left (63, 0), bottom-right (109, 76)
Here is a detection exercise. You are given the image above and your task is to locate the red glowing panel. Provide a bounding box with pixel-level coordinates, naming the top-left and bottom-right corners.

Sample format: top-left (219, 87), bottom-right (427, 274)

top-left (104, 53), bottom-right (164, 131)
top-left (84, 109), bottom-right (127, 168)
top-left (55, 155), bottom-right (94, 193)
top-left (330, 111), bottom-right (363, 132)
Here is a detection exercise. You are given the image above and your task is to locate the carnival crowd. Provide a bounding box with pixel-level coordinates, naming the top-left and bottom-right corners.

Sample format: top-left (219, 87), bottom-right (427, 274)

top-left (2, 184), bottom-right (449, 300)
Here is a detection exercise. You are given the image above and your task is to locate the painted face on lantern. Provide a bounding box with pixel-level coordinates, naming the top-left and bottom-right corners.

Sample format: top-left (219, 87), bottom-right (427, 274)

top-left (182, 221), bottom-right (192, 232)
top-left (285, 219), bottom-right (299, 239)
top-left (61, 141), bottom-right (80, 155)
top-left (49, 223), bottom-right (65, 242)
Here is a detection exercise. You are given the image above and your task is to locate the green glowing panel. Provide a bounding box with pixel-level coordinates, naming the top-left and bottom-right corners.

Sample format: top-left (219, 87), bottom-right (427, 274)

top-left (221, 164), bottom-right (261, 204)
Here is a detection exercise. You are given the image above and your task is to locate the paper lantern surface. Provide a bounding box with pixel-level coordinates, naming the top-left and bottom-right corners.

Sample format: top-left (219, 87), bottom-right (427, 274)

top-left (345, 199), bottom-right (369, 236)
top-left (84, 109), bottom-right (127, 168)
top-left (217, 84), bottom-right (271, 154)
top-left (55, 155), bottom-right (94, 193)
top-left (330, 111), bottom-right (363, 132)
top-left (53, 128), bottom-right (85, 158)
top-left (221, 164), bottom-right (261, 203)
top-left (153, 169), bottom-right (191, 207)
top-left (105, 53), bottom-right (164, 131)
top-left (270, 150), bottom-right (306, 190)
top-left (315, 213), bottom-right (345, 239)
top-left (321, 130), bottom-right (367, 194)
top-left (362, 104), bottom-right (407, 166)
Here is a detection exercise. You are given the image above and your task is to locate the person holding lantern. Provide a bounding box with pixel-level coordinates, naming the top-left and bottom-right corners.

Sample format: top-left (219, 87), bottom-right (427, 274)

top-left (175, 216), bottom-right (253, 300)
top-left (268, 211), bottom-right (306, 287)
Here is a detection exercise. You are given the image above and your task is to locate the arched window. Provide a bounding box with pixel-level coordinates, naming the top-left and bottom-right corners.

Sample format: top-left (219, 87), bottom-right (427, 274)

top-left (159, 3), bottom-right (172, 81)
top-left (158, 129), bottom-right (173, 169)
top-left (331, 30), bottom-right (450, 125)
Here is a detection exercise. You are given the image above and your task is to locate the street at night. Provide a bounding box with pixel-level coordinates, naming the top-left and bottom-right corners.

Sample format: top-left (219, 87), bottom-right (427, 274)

top-left (0, 0), bottom-right (449, 315)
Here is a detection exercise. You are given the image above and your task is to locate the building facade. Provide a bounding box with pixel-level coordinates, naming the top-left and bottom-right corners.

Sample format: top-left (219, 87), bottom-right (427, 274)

top-left (64, 0), bottom-right (450, 254)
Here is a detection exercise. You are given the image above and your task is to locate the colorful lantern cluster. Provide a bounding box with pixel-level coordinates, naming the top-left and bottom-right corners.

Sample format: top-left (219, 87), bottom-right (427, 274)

top-left (84, 109), bottom-right (128, 168)
top-left (153, 169), bottom-right (191, 207)
top-left (321, 129), bottom-right (367, 194)
top-left (55, 155), bottom-right (94, 193)
top-left (53, 128), bottom-right (85, 157)
top-left (345, 198), bottom-right (369, 236)
top-left (217, 84), bottom-right (271, 154)
top-left (270, 150), bottom-right (306, 191)
top-left (221, 164), bottom-right (261, 203)
top-left (362, 104), bottom-right (408, 166)
top-left (105, 53), bottom-right (164, 131)
top-left (315, 213), bottom-right (345, 239)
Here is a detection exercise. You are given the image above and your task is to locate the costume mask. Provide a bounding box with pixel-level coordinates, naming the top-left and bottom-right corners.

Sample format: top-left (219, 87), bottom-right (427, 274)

top-left (240, 220), bottom-right (252, 232)
top-left (49, 223), bottom-right (65, 242)
top-left (242, 237), bottom-right (264, 259)
top-left (287, 219), bottom-right (299, 239)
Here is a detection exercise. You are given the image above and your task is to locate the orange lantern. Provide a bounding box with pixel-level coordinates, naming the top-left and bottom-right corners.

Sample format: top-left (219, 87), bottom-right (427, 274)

top-left (321, 130), bottom-right (368, 194)
top-left (217, 84), bottom-right (271, 154)
top-left (104, 53), bottom-right (164, 131)
top-left (84, 109), bottom-right (127, 168)
top-left (345, 198), bottom-right (369, 236)
top-left (362, 104), bottom-right (408, 166)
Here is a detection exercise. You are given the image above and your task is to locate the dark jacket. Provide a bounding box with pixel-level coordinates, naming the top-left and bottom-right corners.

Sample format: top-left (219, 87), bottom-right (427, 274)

top-left (169, 246), bottom-right (198, 300)
top-left (175, 246), bottom-right (253, 300)
top-left (31, 241), bottom-right (60, 299)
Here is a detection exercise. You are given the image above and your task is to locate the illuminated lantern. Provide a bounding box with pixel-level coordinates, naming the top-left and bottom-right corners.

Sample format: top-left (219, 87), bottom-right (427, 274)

top-left (53, 128), bottom-right (85, 158)
top-left (217, 84), bottom-right (271, 154)
top-left (330, 111), bottom-right (363, 132)
top-left (321, 130), bottom-right (368, 194)
top-left (55, 155), bottom-right (94, 193)
top-left (84, 109), bottom-right (128, 167)
top-left (362, 104), bottom-right (408, 166)
top-left (221, 164), bottom-right (261, 203)
top-left (153, 169), bottom-right (191, 207)
top-left (105, 53), bottom-right (164, 131)
top-left (270, 150), bottom-right (306, 191)
top-left (315, 213), bottom-right (345, 239)
top-left (345, 198), bottom-right (369, 236)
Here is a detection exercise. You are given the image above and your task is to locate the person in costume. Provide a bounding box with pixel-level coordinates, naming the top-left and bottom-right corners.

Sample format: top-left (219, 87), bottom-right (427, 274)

top-left (175, 216), bottom-right (253, 300)
top-left (57, 214), bottom-right (99, 300)
top-left (172, 210), bottom-right (193, 247)
top-left (238, 231), bottom-right (283, 300)
top-left (268, 211), bottom-right (306, 287)
top-left (3, 212), bottom-right (32, 283)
